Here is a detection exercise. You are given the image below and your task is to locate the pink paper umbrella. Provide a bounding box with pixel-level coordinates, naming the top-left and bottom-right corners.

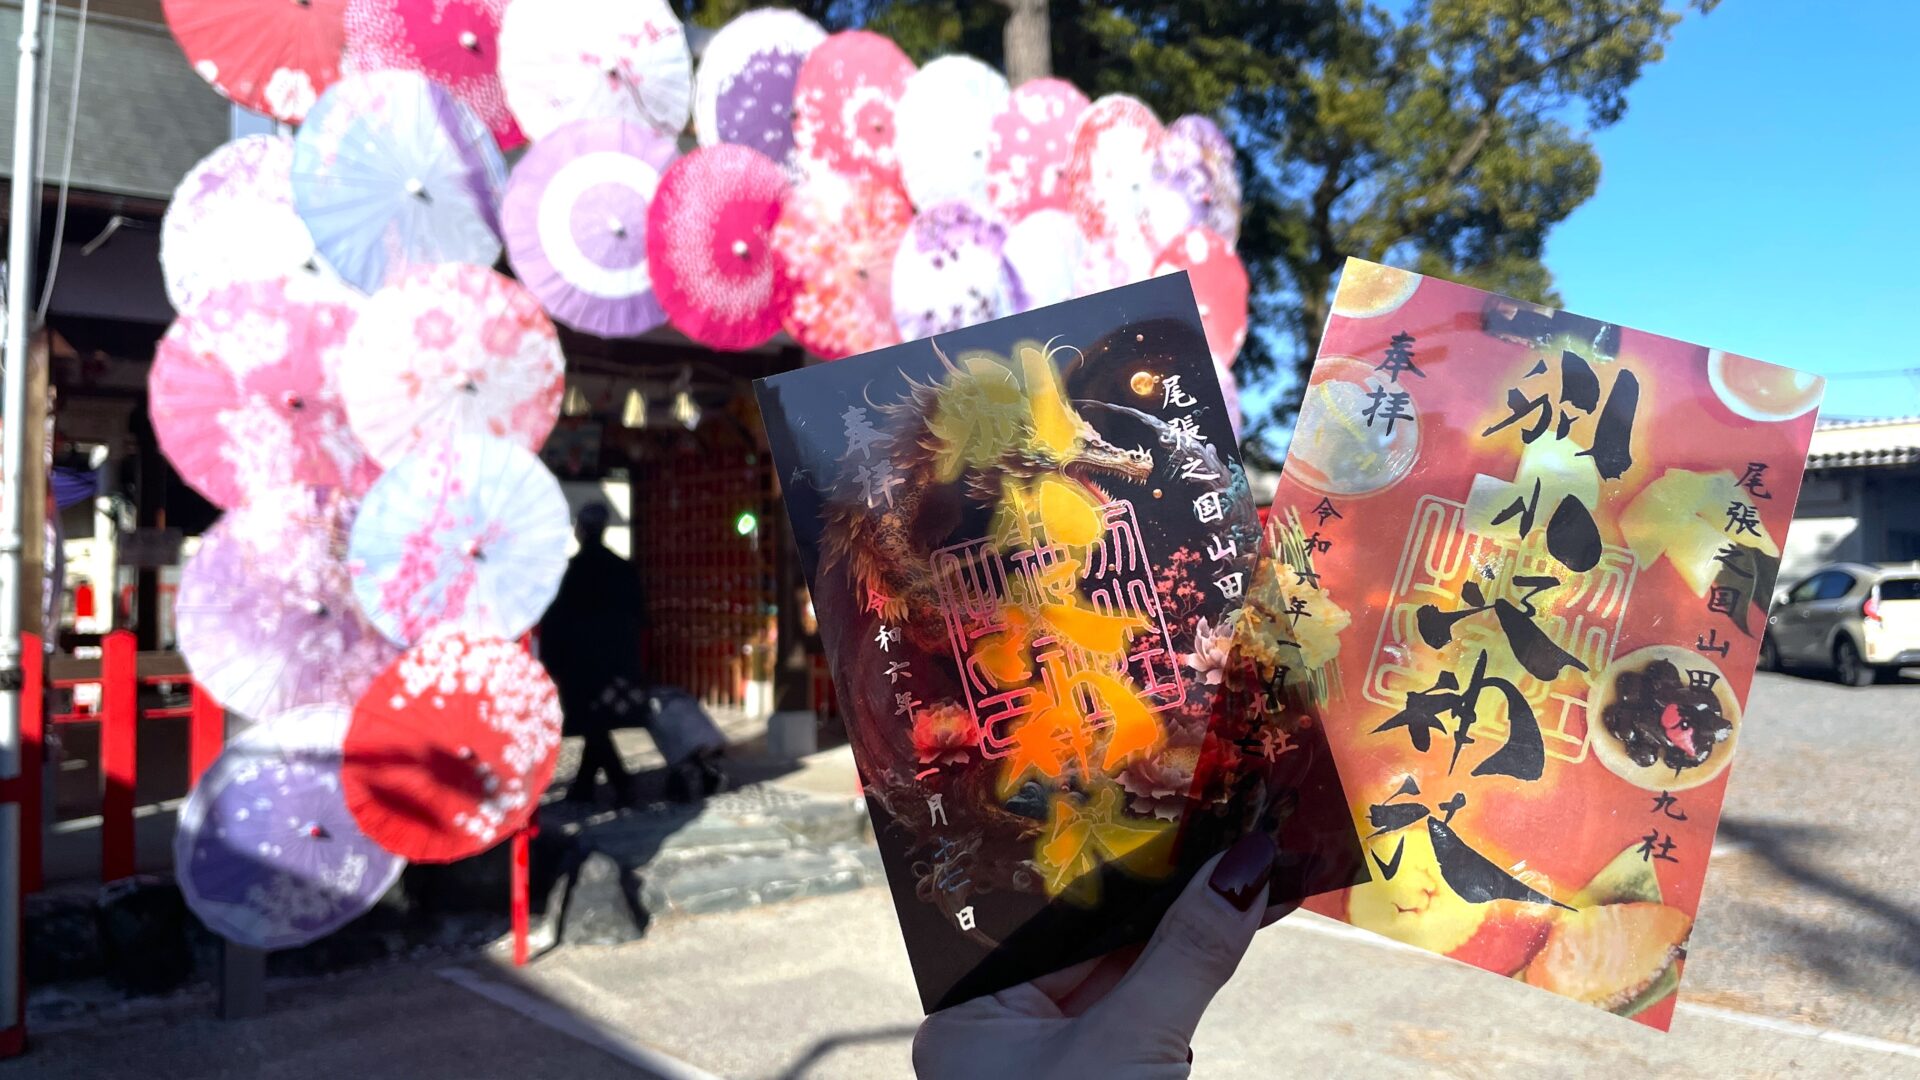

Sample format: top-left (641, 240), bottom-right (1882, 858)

top-left (502, 117), bottom-right (679, 338)
top-left (338, 264), bottom-right (564, 468)
top-left (1066, 95), bottom-right (1170, 292)
top-left (344, 0), bottom-right (524, 151)
top-left (772, 172), bottom-right (912, 360)
top-left (497, 0), bottom-right (692, 141)
top-left (177, 490), bottom-right (400, 721)
top-left (163, 0), bottom-right (344, 122)
top-left (986, 77), bottom-right (1089, 222)
top-left (790, 31), bottom-right (915, 187)
top-left (891, 202), bottom-right (1014, 341)
top-left (647, 145), bottom-right (791, 351)
top-left (1153, 228), bottom-right (1249, 368)
top-left (149, 276), bottom-right (378, 509)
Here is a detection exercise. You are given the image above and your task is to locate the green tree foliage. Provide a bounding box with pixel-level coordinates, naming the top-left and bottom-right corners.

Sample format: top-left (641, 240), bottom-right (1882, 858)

top-left (686, 0), bottom-right (1710, 458)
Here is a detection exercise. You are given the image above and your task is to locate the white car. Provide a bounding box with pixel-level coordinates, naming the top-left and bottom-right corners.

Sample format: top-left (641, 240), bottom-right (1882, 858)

top-left (1762, 562), bottom-right (1920, 686)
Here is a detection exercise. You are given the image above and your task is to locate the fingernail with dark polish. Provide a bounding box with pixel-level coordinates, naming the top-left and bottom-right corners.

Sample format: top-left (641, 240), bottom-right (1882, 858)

top-left (1187, 1047), bottom-right (1194, 1065)
top-left (1209, 832), bottom-right (1276, 911)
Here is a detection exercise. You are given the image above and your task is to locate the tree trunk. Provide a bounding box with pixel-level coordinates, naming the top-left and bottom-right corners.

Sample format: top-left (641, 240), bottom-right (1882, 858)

top-left (1001, 0), bottom-right (1051, 84)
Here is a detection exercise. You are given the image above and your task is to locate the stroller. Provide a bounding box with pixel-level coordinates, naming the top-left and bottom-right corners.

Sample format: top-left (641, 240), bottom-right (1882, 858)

top-left (638, 683), bottom-right (730, 803)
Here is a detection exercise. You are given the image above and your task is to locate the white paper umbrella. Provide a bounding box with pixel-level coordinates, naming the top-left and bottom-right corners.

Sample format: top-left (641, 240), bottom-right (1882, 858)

top-left (161, 135), bottom-right (319, 311)
top-left (497, 0), bottom-right (692, 141)
top-left (338, 263), bottom-right (564, 468)
top-left (693, 8), bottom-right (826, 169)
top-left (1003, 208), bottom-right (1080, 313)
top-left (893, 55), bottom-right (1009, 210)
top-left (348, 434), bottom-right (571, 645)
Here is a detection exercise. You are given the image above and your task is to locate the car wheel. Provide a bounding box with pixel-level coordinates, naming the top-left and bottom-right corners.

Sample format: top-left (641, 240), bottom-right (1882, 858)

top-left (1833, 638), bottom-right (1872, 687)
top-left (1757, 634), bottom-right (1779, 672)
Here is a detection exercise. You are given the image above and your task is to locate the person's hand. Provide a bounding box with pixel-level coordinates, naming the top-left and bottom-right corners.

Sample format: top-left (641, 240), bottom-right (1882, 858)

top-left (913, 832), bottom-right (1280, 1079)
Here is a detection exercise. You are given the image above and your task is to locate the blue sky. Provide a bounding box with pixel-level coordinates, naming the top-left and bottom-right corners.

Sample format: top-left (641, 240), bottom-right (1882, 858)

top-left (1545, 1), bottom-right (1919, 422)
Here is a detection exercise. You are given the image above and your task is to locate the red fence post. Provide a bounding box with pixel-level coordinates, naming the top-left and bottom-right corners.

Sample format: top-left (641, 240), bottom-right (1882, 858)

top-left (188, 687), bottom-right (224, 787)
top-left (19, 635), bottom-right (41, 896)
top-left (100, 630), bottom-right (137, 883)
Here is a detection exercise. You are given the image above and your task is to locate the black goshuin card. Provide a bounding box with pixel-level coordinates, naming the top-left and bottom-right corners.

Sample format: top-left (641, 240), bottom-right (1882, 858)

top-left (755, 275), bottom-right (1363, 1011)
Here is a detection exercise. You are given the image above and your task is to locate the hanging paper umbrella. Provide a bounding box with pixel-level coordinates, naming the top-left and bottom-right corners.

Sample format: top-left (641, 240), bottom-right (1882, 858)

top-left (647, 145), bottom-right (790, 351)
top-left (347, 434), bottom-right (570, 646)
top-left (986, 77), bottom-right (1089, 223)
top-left (1158, 115), bottom-right (1242, 246)
top-left (292, 71), bottom-right (507, 295)
top-left (497, 0), bottom-right (692, 142)
top-left (176, 705), bottom-right (406, 950)
top-left (772, 172), bottom-right (912, 360)
top-left (161, 136), bottom-right (319, 312)
top-left (790, 31), bottom-right (916, 187)
top-left (693, 8), bottom-right (826, 171)
top-left (163, 0), bottom-right (345, 123)
top-left (179, 491), bottom-right (400, 720)
top-left (1002, 208), bottom-right (1080, 314)
top-left (894, 55), bottom-right (1009, 210)
top-left (891, 202), bottom-right (1013, 341)
top-left (338, 264), bottom-right (563, 468)
top-left (1066, 95), bottom-right (1168, 292)
top-left (149, 275), bottom-right (377, 509)
top-left (1153, 228), bottom-right (1249, 368)
top-left (501, 118), bottom-right (677, 338)
top-left (343, 0), bottom-right (524, 151)
top-left (342, 631), bottom-right (563, 862)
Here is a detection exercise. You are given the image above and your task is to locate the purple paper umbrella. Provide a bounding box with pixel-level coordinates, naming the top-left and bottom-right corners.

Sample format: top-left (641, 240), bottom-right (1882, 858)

top-left (177, 487), bottom-right (400, 722)
top-left (502, 116), bottom-right (679, 337)
top-left (694, 8), bottom-right (826, 171)
top-left (890, 201), bottom-right (1015, 342)
top-left (176, 706), bottom-right (405, 950)
top-left (1154, 115), bottom-right (1242, 246)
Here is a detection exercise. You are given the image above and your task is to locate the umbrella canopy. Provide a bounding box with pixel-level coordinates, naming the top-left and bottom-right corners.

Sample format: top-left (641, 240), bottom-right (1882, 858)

top-left (176, 705), bottom-right (406, 950)
top-left (1065, 95), bottom-right (1167, 293)
top-left (893, 55), bottom-right (1009, 210)
top-left (790, 30), bottom-right (915, 187)
top-left (497, 0), bottom-right (692, 142)
top-left (647, 145), bottom-right (791, 351)
top-left (292, 70), bottom-right (507, 295)
top-left (149, 275), bottom-right (377, 509)
top-left (772, 172), bottom-right (912, 360)
top-left (693, 8), bottom-right (826, 171)
top-left (1159, 115), bottom-right (1241, 246)
top-left (501, 118), bottom-right (678, 338)
top-left (344, 0), bottom-right (524, 151)
top-left (986, 77), bottom-right (1089, 223)
top-left (342, 632), bottom-right (563, 863)
top-left (338, 263), bottom-right (564, 468)
top-left (163, 0), bottom-right (345, 123)
top-left (1002, 207), bottom-right (1080, 314)
top-left (891, 202), bottom-right (1012, 341)
top-left (347, 434), bottom-right (571, 646)
top-left (1152, 228), bottom-right (1249, 368)
top-left (178, 492), bottom-right (399, 721)
top-left (161, 136), bottom-right (319, 312)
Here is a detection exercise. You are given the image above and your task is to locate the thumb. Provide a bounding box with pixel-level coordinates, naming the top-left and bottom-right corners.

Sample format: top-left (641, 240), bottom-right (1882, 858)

top-left (1084, 831), bottom-right (1274, 1058)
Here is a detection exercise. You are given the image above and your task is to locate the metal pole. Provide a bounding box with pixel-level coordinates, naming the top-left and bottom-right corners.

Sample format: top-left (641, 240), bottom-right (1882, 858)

top-left (3, 0), bottom-right (50, 1046)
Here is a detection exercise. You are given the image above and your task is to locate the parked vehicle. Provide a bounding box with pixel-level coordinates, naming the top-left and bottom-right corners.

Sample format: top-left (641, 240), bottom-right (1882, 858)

top-left (1762, 562), bottom-right (1920, 685)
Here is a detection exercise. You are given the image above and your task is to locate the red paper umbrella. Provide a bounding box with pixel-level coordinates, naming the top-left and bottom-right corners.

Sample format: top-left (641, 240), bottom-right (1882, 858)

top-left (343, 0), bottom-right (524, 150)
top-left (647, 145), bottom-right (791, 351)
top-left (790, 30), bottom-right (915, 187)
top-left (164, 0), bottom-right (347, 123)
top-left (772, 172), bottom-right (912, 360)
top-left (342, 632), bottom-right (562, 863)
top-left (1153, 228), bottom-right (1249, 368)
